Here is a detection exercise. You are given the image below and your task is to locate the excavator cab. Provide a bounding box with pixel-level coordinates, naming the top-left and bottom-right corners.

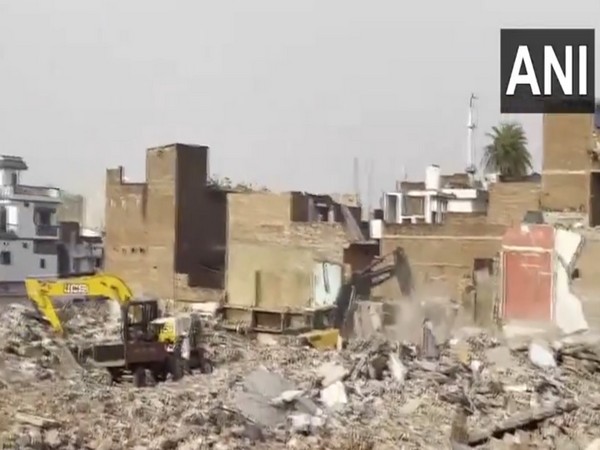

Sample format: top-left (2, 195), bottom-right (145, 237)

top-left (121, 300), bottom-right (161, 342)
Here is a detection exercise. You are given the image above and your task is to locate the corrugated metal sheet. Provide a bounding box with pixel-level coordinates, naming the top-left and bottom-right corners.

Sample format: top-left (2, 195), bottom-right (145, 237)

top-left (312, 262), bottom-right (342, 308)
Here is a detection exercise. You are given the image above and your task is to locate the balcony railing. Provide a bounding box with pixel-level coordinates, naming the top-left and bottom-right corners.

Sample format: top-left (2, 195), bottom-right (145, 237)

top-left (36, 225), bottom-right (59, 237)
top-left (0, 185), bottom-right (61, 199)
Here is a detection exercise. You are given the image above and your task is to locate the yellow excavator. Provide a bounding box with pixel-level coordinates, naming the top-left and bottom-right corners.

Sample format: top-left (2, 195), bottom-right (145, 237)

top-left (25, 273), bottom-right (135, 336)
top-left (24, 273), bottom-right (213, 384)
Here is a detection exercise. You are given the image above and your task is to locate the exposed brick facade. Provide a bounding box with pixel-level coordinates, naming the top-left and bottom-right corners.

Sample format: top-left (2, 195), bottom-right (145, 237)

top-left (375, 222), bottom-right (505, 301)
top-left (226, 192), bottom-right (351, 310)
top-left (487, 181), bottom-right (541, 226)
top-left (542, 113), bottom-right (597, 215)
top-left (104, 144), bottom-right (226, 301)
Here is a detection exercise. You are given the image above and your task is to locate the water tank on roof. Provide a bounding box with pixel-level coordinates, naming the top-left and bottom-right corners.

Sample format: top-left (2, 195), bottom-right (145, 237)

top-left (425, 165), bottom-right (441, 190)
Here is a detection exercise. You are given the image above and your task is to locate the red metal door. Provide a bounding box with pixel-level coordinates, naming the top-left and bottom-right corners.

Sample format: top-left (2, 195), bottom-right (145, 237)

top-left (503, 251), bottom-right (552, 321)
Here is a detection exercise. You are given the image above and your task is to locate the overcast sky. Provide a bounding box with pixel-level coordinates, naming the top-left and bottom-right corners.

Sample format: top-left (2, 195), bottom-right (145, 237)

top-left (0, 0), bottom-right (599, 224)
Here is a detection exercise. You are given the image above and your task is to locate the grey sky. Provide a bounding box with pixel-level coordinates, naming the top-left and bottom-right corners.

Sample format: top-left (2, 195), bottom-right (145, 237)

top-left (1, 0), bottom-right (599, 218)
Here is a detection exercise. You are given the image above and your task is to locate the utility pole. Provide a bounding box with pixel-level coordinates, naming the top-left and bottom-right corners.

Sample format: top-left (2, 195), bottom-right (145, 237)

top-left (466, 93), bottom-right (478, 184)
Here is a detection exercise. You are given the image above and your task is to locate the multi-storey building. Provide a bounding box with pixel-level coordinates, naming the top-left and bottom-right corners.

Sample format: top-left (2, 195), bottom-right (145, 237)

top-left (0, 155), bottom-right (61, 282)
top-left (380, 165), bottom-right (488, 225)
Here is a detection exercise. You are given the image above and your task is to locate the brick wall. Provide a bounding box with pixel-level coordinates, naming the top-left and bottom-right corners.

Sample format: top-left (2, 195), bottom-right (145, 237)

top-left (487, 181), bottom-right (541, 225)
top-left (226, 193), bottom-right (350, 309)
top-left (445, 212), bottom-right (488, 226)
top-left (105, 144), bottom-right (225, 301)
top-left (542, 114), bottom-right (596, 212)
top-left (374, 222), bottom-right (505, 301)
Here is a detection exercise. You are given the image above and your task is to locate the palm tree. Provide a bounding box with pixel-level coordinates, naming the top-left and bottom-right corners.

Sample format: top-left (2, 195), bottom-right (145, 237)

top-left (482, 122), bottom-right (532, 179)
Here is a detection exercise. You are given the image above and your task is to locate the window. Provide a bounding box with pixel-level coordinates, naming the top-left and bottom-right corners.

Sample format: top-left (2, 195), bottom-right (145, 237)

top-left (40, 258), bottom-right (46, 269)
top-left (34, 208), bottom-right (53, 226)
top-left (10, 173), bottom-right (17, 186)
top-left (1, 251), bottom-right (11, 265)
top-left (0, 207), bottom-right (6, 232)
top-left (22, 242), bottom-right (28, 249)
top-left (24, 202), bottom-right (29, 207)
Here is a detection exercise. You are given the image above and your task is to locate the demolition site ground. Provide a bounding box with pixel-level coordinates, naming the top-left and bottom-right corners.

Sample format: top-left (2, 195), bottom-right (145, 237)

top-left (1, 300), bottom-right (600, 450)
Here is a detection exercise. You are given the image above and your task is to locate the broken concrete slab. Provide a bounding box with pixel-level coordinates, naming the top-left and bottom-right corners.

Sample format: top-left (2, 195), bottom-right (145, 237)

top-left (234, 368), bottom-right (318, 428)
top-left (528, 341), bottom-right (556, 369)
top-left (320, 381), bottom-right (347, 410)
top-left (289, 413), bottom-right (325, 435)
top-left (317, 362), bottom-right (348, 388)
top-left (270, 390), bottom-right (305, 406)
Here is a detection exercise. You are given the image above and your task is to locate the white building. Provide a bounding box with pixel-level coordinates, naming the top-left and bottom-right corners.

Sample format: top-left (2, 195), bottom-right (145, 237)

top-left (59, 226), bottom-right (104, 275)
top-left (0, 155), bottom-right (61, 282)
top-left (381, 165), bottom-right (488, 225)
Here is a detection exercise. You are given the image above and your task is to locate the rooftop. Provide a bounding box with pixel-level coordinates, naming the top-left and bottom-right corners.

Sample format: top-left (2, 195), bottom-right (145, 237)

top-left (0, 155), bottom-right (27, 171)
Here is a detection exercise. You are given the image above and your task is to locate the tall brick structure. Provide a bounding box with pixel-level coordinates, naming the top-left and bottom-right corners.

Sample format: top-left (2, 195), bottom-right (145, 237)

top-left (105, 144), bottom-right (226, 301)
top-left (542, 111), bottom-right (600, 224)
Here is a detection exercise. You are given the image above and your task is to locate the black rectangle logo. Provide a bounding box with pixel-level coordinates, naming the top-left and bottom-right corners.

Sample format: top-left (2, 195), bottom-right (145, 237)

top-left (500, 29), bottom-right (595, 114)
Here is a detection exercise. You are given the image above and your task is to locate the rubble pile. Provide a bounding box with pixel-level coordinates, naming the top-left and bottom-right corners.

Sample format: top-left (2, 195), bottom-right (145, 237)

top-left (1, 304), bottom-right (600, 449)
top-left (0, 303), bottom-right (120, 382)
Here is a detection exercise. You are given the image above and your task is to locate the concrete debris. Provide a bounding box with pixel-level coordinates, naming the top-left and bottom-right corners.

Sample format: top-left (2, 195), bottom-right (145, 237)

top-left (317, 362), bottom-right (348, 387)
top-left (2, 302), bottom-right (600, 448)
top-left (320, 381), bottom-right (348, 410)
top-left (387, 353), bottom-right (407, 383)
top-left (529, 341), bottom-right (557, 369)
top-left (288, 413), bottom-right (325, 435)
top-left (421, 318), bottom-right (439, 359)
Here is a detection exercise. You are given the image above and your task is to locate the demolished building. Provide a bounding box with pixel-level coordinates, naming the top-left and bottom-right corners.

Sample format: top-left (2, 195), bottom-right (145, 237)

top-left (222, 190), bottom-right (370, 333)
top-left (105, 144), bottom-right (227, 302)
top-left (105, 144), bottom-right (371, 328)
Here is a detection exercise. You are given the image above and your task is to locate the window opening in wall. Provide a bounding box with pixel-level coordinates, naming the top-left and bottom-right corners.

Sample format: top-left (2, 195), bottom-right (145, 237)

top-left (131, 248), bottom-right (137, 253)
top-left (22, 242), bottom-right (28, 249)
top-left (24, 202), bottom-right (29, 207)
top-left (316, 205), bottom-right (329, 222)
top-left (139, 248), bottom-right (146, 254)
top-left (1, 251), bottom-right (11, 265)
top-left (40, 258), bottom-right (46, 269)
top-left (10, 173), bottom-right (17, 186)
top-left (0, 207), bottom-right (6, 233)
top-left (34, 208), bottom-right (53, 226)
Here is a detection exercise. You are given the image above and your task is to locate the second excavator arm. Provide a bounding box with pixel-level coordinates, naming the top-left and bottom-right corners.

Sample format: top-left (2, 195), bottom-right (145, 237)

top-left (25, 274), bottom-right (135, 335)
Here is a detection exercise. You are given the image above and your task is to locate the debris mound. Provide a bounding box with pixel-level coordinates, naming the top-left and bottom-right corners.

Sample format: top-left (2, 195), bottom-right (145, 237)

top-left (1, 303), bottom-right (600, 448)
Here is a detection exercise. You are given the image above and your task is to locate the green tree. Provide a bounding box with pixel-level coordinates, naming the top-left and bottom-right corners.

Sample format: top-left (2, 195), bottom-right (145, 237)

top-left (207, 175), bottom-right (270, 192)
top-left (482, 122), bottom-right (532, 178)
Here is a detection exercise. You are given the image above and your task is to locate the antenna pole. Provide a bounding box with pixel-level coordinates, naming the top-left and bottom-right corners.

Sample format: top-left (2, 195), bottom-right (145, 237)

top-left (353, 157), bottom-right (361, 207)
top-left (467, 93), bottom-right (478, 180)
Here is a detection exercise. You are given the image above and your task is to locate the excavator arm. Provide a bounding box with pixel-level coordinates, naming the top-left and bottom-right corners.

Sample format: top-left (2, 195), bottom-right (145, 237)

top-left (25, 274), bottom-right (135, 335)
